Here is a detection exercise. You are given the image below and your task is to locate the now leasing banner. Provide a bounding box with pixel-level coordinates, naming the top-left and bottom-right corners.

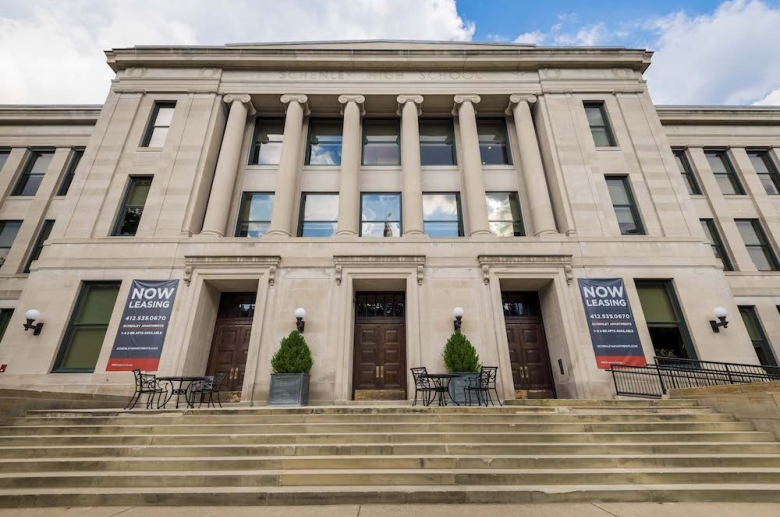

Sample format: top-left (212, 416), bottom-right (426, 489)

top-left (106, 279), bottom-right (179, 371)
top-left (578, 278), bottom-right (646, 369)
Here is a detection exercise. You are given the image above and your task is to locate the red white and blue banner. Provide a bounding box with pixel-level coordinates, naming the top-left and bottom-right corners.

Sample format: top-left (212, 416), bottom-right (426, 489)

top-left (106, 279), bottom-right (178, 371)
top-left (578, 278), bottom-right (647, 369)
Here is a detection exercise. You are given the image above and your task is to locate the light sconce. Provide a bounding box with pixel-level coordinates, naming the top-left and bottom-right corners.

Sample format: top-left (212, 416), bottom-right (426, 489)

top-left (23, 309), bottom-right (44, 336)
top-left (295, 307), bottom-right (306, 333)
top-left (453, 307), bottom-right (464, 332)
top-left (710, 306), bottom-right (729, 333)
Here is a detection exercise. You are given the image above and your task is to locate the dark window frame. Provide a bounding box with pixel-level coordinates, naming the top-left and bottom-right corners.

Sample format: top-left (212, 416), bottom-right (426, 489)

top-left (304, 118), bottom-right (344, 166)
top-left (735, 219), bottom-right (780, 271)
top-left (359, 192), bottom-right (403, 237)
top-left (24, 219), bottom-right (55, 274)
top-left (112, 176), bottom-right (153, 237)
top-left (57, 148), bottom-right (84, 196)
top-left (583, 101), bottom-right (616, 147)
top-left (0, 220), bottom-right (23, 266)
top-left (0, 308), bottom-right (13, 344)
top-left (705, 150), bottom-right (745, 195)
top-left (140, 101), bottom-right (176, 148)
top-left (297, 192), bottom-right (340, 238)
top-left (419, 118), bottom-right (458, 166)
top-left (361, 118), bottom-right (402, 166)
top-left (12, 149), bottom-right (54, 197)
top-left (52, 281), bottom-right (121, 374)
top-left (700, 218), bottom-right (733, 271)
top-left (635, 279), bottom-right (697, 360)
top-left (235, 192), bottom-right (274, 237)
top-left (674, 149), bottom-right (701, 195)
top-left (476, 118), bottom-right (512, 166)
top-left (0, 148), bottom-right (10, 173)
top-left (747, 149), bottom-right (780, 196)
top-left (739, 306), bottom-right (778, 367)
top-left (605, 175), bottom-right (645, 235)
top-left (486, 191), bottom-right (525, 237)
top-left (248, 118), bottom-right (285, 165)
top-left (422, 191), bottom-right (464, 237)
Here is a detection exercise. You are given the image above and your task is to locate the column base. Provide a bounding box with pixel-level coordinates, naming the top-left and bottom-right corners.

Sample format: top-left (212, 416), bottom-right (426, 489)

top-left (403, 230), bottom-right (426, 238)
top-left (199, 230), bottom-right (225, 237)
top-left (469, 230), bottom-right (494, 237)
top-left (266, 230), bottom-right (292, 237)
top-left (534, 229), bottom-right (560, 237)
top-left (335, 230), bottom-right (358, 237)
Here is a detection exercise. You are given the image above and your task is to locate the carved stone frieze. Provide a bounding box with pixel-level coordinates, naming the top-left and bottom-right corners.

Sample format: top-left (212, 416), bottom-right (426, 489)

top-left (332, 255), bottom-right (426, 285)
top-left (183, 255), bottom-right (281, 285)
top-left (477, 255), bottom-right (574, 285)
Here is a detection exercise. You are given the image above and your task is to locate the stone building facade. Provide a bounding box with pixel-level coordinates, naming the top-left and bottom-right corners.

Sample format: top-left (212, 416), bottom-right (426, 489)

top-left (0, 41), bottom-right (778, 403)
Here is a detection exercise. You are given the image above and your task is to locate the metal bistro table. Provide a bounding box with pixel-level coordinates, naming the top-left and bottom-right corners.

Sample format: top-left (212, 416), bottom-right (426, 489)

top-left (423, 373), bottom-right (459, 406)
top-left (156, 376), bottom-right (212, 409)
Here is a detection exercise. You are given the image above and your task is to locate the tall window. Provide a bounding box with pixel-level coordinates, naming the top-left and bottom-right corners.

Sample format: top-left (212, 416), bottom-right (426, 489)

top-left (236, 193), bottom-right (274, 237)
top-left (0, 149), bottom-right (9, 172)
top-left (362, 119), bottom-right (401, 166)
top-left (57, 149), bottom-right (83, 196)
top-left (419, 120), bottom-right (456, 166)
top-left (53, 282), bottom-right (120, 373)
top-left (739, 306), bottom-right (777, 366)
top-left (141, 102), bottom-right (175, 148)
top-left (748, 150), bottom-right (780, 196)
top-left (361, 193), bottom-right (401, 237)
top-left (700, 219), bottom-right (733, 271)
top-left (736, 219), bottom-right (779, 271)
top-left (0, 221), bottom-right (22, 265)
top-left (422, 193), bottom-right (463, 237)
top-left (674, 150), bottom-right (701, 195)
top-left (250, 119), bottom-right (284, 165)
top-left (706, 151), bottom-right (744, 195)
top-left (606, 176), bottom-right (644, 235)
top-left (112, 177), bottom-right (152, 236)
top-left (305, 119), bottom-right (343, 165)
top-left (486, 192), bottom-right (524, 237)
top-left (298, 193), bottom-right (339, 237)
top-left (13, 150), bottom-right (53, 196)
top-left (24, 220), bottom-right (54, 274)
top-left (477, 119), bottom-right (511, 165)
top-left (635, 280), bottom-right (696, 360)
top-left (584, 102), bottom-right (616, 147)
top-left (0, 309), bottom-right (13, 344)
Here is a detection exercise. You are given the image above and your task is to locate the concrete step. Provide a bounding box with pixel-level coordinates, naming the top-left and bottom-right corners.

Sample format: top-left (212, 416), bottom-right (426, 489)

top-left (503, 399), bottom-right (701, 407)
top-left (3, 441), bottom-right (779, 459)
top-left (4, 454), bottom-right (780, 473)
top-left (0, 421), bottom-right (754, 436)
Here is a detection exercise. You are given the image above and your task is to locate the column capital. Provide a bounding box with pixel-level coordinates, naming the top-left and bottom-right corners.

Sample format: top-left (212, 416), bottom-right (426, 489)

top-left (223, 94), bottom-right (256, 116)
top-left (280, 94), bottom-right (311, 116)
top-left (452, 94), bottom-right (481, 116)
top-left (506, 94), bottom-right (537, 115)
top-left (396, 94), bottom-right (424, 116)
top-left (338, 94), bottom-right (366, 116)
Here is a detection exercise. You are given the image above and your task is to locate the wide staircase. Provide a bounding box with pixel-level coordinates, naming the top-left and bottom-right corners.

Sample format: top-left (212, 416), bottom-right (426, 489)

top-left (1, 399), bottom-right (780, 506)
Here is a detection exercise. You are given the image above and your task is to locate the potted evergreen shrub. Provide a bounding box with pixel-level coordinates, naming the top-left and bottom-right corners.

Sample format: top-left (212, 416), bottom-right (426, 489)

top-left (269, 330), bottom-right (313, 406)
top-left (442, 330), bottom-right (481, 405)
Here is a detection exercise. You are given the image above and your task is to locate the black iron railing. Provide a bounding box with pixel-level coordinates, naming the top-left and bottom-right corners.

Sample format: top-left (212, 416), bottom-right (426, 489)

top-left (609, 357), bottom-right (780, 398)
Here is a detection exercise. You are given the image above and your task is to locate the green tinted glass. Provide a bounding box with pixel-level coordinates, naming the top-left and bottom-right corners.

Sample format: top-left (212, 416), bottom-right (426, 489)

top-left (637, 283), bottom-right (677, 323)
top-left (60, 328), bottom-right (107, 370)
top-left (127, 178), bottom-right (152, 206)
top-left (75, 285), bottom-right (120, 325)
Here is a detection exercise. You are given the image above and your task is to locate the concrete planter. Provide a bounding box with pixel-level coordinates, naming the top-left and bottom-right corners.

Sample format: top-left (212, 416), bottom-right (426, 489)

top-left (447, 372), bottom-right (480, 406)
top-left (269, 373), bottom-right (310, 406)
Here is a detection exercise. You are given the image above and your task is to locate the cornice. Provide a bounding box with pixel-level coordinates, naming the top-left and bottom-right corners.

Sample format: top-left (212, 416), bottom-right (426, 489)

top-left (0, 105), bottom-right (101, 125)
top-left (333, 255), bottom-right (426, 285)
top-left (478, 254), bottom-right (574, 285)
top-left (183, 255), bottom-right (281, 285)
top-left (657, 106), bottom-right (780, 126)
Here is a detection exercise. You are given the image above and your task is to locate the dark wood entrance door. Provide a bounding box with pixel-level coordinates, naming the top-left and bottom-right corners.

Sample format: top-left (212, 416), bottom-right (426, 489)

top-left (205, 292), bottom-right (256, 393)
top-left (353, 292), bottom-right (406, 399)
top-left (503, 292), bottom-right (556, 398)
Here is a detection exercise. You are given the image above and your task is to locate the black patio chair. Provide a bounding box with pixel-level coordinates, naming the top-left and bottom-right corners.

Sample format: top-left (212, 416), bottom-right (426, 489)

top-left (410, 367), bottom-right (436, 407)
top-left (125, 369), bottom-right (164, 410)
top-left (464, 366), bottom-right (502, 406)
top-left (189, 372), bottom-right (227, 408)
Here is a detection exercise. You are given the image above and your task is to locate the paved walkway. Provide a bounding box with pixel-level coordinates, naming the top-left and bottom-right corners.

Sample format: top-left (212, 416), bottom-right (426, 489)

top-left (0, 504), bottom-right (779, 517)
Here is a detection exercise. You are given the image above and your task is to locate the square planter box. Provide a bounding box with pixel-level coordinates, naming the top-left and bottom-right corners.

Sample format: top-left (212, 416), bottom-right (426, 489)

top-left (448, 372), bottom-right (481, 406)
top-left (269, 373), bottom-right (310, 406)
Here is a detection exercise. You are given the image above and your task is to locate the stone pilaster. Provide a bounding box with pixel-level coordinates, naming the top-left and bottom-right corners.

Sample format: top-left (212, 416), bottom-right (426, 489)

top-left (507, 94), bottom-right (557, 236)
top-left (267, 94), bottom-right (310, 237)
top-left (453, 94), bottom-right (491, 236)
top-left (397, 95), bottom-right (425, 236)
top-left (336, 95), bottom-right (366, 236)
top-left (201, 94), bottom-right (255, 236)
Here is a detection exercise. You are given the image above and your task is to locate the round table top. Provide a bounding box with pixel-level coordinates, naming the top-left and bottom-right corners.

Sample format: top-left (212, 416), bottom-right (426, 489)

top-left (156, 376), bottom-right (212, 382)
top-left (423, 373), bottom-right (460, 379)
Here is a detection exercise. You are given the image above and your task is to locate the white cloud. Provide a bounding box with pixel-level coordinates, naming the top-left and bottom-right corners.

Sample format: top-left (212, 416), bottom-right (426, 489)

top-left (645, 0), bottom-right (780, 105)
top-left (513, 23), bottom-right (607, 47)
top-left (514, 31), bottom-right (546, 45)
top-left (0, 0), bottom-right (474, 104)
top-left (754, 88), bottom-right (780, 106)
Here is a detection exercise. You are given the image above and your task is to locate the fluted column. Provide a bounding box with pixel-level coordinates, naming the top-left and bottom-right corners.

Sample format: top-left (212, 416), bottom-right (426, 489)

top-left (201, 94), bottom-right (255, 236)
top-left (507, 95), bottom-right (557, 235)
top-left (336, 95), bottom-right (365, 236)
top-left (453, 94), bottom-right (491, 236)
top-left (397, 95), bottom-right (425, 236)
top-left (267, 94), bottom-right (310, 237)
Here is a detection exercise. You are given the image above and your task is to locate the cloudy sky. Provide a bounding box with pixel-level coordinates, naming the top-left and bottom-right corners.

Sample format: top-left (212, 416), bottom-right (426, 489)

top-left (0, 0), bottom-right (779, 106)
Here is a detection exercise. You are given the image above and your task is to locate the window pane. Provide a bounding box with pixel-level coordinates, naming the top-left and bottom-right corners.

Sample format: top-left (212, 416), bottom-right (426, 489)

top-left (301, 222), bottom-right (337, 237)
top-left (147, 127), bottom-right (168, 148)
top-left (155, 107), bottom-right (175, 127)
top-left (736, 220), bottom-right (762, 245)
top-left (17, 174), bottom-right (44, 196)
top-left (424, 222), bottom-right (460, 237)
top-left (675, 154), bottom-right (687, 174)
top-left (76, 285), bottom-right (120, 325)
top-left (238, 222), bottom-right (270, 238)
top-left (58, 150), bottom-right (83, 196)
top-left (253, 120), bottom-right (285, 165)
top-left (363, 120), bottom-right (400, 165)
top-left (637, 284), bottom-right (677, 323)
top-left (614, 207), bottom-right (640, 234)
top-left (303, 194), bottom-right (339, 220)
top-left (0, 152), bottom-right (8, 172)
top-left (117, 208), bottom-right (142, 236)
top-left (0, 221), bottom-right (22, 250)
top-left (477, 120), bottom-right (510, 165)
top-left (242, 193), bottom-right (274, 222)
top-left (307, 121), bottom-right (343, 165)
top-left (750, 153), bottom-right (770, 174)
top-left (585, 106), bottom-right (605, 127)
top-left (606, 178), bottom-right (631, 205)
top-left (590, 127), bottom-right (613, 148)
top-left (706, 153), bottom-right (727, 173)
top-left (127, 178), bottom-right (152, 206)
top-left (648, 326), bottom-right (689, 359)
top-left (740, 307), bottom-right (762, 341)
top-left (714, 174), bottom-right (738, 195)
top-left (419, 120), bottom-right (455, 166)
top-left (485, 193), bottom-right (514, 221)
top-left (759, 175), bottom-right (780, 196)
top-left (423, 194), bottom-right (459, 221)
top-left (748, 247), bottom-right (775, 271)
top-left (28, 152), bottom-right (53, 175)
top-left (362, 222), bottom-right (401, 237)
top-left (489, 221), bottom-right (517, 237)
top-left (0, 309), bottom-right (13, 344)
top-left (361, 194), bottom-right (401, 222)
top-left (60, 328), bottom-right (108, 370)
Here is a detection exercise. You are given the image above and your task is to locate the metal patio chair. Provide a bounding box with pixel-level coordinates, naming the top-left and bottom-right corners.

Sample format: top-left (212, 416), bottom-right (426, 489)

top-left (125, 369), bottom-right (165, 410)
top-left (410, 367), bottom-right (436, 407)
top-left (464, 366), bottom-right (502, 406)
top-left (188, 372), bottom-right (227, 408)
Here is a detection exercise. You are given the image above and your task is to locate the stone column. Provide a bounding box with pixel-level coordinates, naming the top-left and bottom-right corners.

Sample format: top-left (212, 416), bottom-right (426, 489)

top-left (453, 94), bottom-right (491, 236)
top-left (201, 94), bottom-right (256, 236)
top-left (336, 95), bottom-right (366, 236)
top-left (507, 94), bottom-right (557, 235)
top-left (397, 95), bottom-right (425, 236)
top-left (267, 94), bottom-right (310, 237)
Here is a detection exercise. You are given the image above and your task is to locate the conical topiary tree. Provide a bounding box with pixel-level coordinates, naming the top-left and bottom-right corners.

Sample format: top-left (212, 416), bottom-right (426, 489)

top-left (442, 330), bottom-right (480, 373)
top-left (271, 331), bottom-right (313, 374)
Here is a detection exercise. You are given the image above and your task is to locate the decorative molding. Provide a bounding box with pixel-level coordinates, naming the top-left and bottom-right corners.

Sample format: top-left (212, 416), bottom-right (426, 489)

top-left (338, 94), bottom-right (366, 116)
top-left (183, 266), bottom-right (193, 286)
top-left (126, 67), bottom-right (147, 78)
top-left (183, 255), bottom-right (281, 285)
top-left (452, 94), bottom-right (481, 116)
top-left (505, 94), bottom-right (537, 115)
top-left (332, 255), bottom-right (426, 285)
top-left (280, 94), bottom-right (310, 116)
top-left (416, 265), bottom-right (424, 286)
top-left (223, 94), bottom-right (256, 116)
top-left (396, 94), bottom-right (424, 116)
top-left (334, 265), bottom-right (343, 285)
top-left (477, 254), bottom-right (574, 285)
top-left (541, 68), bottom-right (561, 79)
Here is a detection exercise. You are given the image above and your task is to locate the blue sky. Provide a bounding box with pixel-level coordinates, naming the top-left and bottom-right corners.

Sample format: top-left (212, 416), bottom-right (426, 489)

top-left (1, 0), bottom-right (780, 106)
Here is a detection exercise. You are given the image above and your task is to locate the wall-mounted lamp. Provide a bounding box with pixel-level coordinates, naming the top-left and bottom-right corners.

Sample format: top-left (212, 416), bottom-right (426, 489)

top-left (453, 307), bottom-right (464, 332)
top-left (295, 307), bottom-right (306, 333)
top-left (710, 306), bottom-right (729, 333)
top-left (23, 309), bottom-right (44, 336)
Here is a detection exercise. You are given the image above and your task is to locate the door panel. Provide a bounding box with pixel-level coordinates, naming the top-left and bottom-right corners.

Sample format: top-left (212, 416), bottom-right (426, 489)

top-left (503, 292), bottom-right (555, 398)
top-left (206, 321), bottom-right (252, 393)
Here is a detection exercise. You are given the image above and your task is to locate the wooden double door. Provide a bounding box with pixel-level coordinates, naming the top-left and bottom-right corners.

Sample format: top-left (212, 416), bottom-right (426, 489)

top-left (353, 292), bottom-right (406, 399)
top-left (205, 293), bottom-right (256, 393)
top-left (503, 292), bottom-right (556, 399)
